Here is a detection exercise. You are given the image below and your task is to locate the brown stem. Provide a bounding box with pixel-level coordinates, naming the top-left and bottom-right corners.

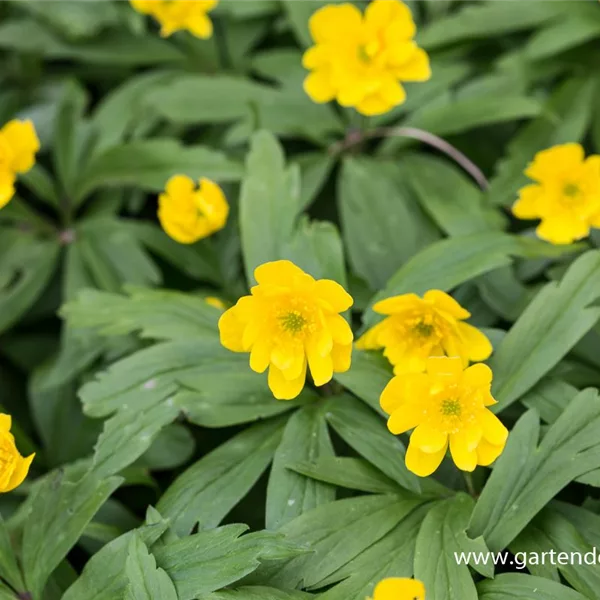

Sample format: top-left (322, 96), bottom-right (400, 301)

top-left (330, 126), bottom-right (489, 192)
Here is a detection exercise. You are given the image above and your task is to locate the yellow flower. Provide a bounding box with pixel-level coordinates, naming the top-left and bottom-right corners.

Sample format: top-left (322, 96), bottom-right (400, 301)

top-left (205, 296), bottom-right (226, 310)
top-left (381, 357), bottom-right (507, 477)
top-left (0, 119), bottom-right (40, 209)
top-left (356, 290), bottom-right (492, 375)
top-left (513, 143), bottom-right (600, 245)
top-left (219, 260), bottom-right (354, 400)
top-left (0, 414), bottom-right (34, 493)
top-left (158, 175), bottom-right (228, 244)
top-left (370, 578), bottom-right (425, 600)
top-left (302, 0), bottom-right (431, 116)
top-left (130, 0), bottom-right (218, 38)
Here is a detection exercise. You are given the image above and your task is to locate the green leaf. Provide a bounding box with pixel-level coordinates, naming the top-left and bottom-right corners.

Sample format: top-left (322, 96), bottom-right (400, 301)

top-left (0, 19), bottom-right (185, 65)
top-left (418, 2), bottom-right (566, 49)
top-left (157, 418), bottom-right (285, 536)
top-left (491, 251), bottom-right (600, 412)
top-left (281, 0), bottom-right (329, 47)
top-left (136, 423), bottom-right (195, 472)
top-left (62, 287), bottom-right (220, 341)
top-left (295, 152), bottom-right (335, 212)
top-left (400, 154), bottom-right (505, 236)
top-left (62, 509), bottom-right (170, 600)
top-left (477, 573), bottom-right (587, 600)
top-left (0, 232), bottom-right (60, 335)
top-left (488, 77), bottom-right (596, 206)
top-left (338, 157), bottom-right (440, 289)
top-left (153, 526), bottom-right (297, 600)
top-left (317, 505), bottom-right (428, 600)
top-left (288, 456), bottom-right (400, 495)
top-left (19, 164), bottom-right (60, 209)
top-left (324, 396), bottom-right (422, 494)
top-left (262, 494), bottom-right (425, 589)
top-left (76, 139), bottom-right (243, 201)
top-left (22, 471), bottom-right (122, 598)
top-left (512, 508), bottom-right (600, 598)
top-left (239, 130), bottom-right (299, 283)
top-left (267, 404), bottom-right (335, 530)
top-left (203, 586), bottom-right (311, 600)
top-left (124, 535), bottom-right (178, 600)
top-left (520, 378), bottom-right (577, 424)
top-left (469, 389), bottom-right (600, 551)
top-left (415, 494), bottom-right (491, 600)
top-left (0, 514), bottom-right (25, 592)
top-left (553, 501), bottom-right (600, 548)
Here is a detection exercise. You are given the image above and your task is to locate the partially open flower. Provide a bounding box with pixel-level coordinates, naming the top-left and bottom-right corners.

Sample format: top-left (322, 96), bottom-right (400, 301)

top-left (158, 175), bottom-right (228, 244)
top-left (302, 0), bottom-right (431, 116)
top-left (0, 414), bottom-right (34, 493)
top-left (513, 143), bottom-right (600, 245)
top-left (0, 119), bottom-right (40, 209)
top-left (219, 260), bottom-right (354, 400)
top-left (356, 290), bottom-right (492, 374)
top-left (130, 0), bottom-right (218, 38)
top-left (380, 357), bottom-right (507, 477)
top-left (370, 577), bottom-right (425, 600)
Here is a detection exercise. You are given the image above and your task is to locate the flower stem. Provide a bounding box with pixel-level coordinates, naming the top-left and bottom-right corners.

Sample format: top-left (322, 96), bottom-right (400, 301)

top-left (464, 472), bottom-right (477, 498)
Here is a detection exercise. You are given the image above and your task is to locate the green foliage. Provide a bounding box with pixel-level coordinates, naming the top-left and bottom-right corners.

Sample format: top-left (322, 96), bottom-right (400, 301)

top-left (2, 1), bottom-right (600, 599)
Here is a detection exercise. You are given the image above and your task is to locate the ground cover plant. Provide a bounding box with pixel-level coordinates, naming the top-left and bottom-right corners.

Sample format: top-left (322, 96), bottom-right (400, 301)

top-left (1, 0), bottom-right (600, 598)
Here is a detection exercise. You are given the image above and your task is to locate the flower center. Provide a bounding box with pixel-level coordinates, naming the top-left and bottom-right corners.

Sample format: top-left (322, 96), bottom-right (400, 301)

top-left (280, 310), bottom-right (307, 334)
top-left (357, 45), bottom-right (371, 63)
top-left (441, 398), bottom-right (461, 417)
top-left (563, 183), bottom-right (581, 198)
top-left (413, 321), bottom-right (434, 337)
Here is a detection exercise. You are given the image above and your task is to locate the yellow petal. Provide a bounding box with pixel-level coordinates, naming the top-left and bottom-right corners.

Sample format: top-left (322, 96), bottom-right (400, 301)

top-left (373, 577), bottom-right (425, 600)
top-left (302, 46), bottom-right (329, 70)
top-left (165, 174), bottom-right (195, 197)
top-left (394, 48), bottom-right (431, 82)
top-left (479, 410), bottom-right (508, 446)
top-left (249, 337), bottom-right (271, 373)
top-left (536, 217), bottom-right (590, 245)
top-left (187, 13), bottom-right (213, 38)
top-left (4, 453), bottom-right (34, 493)
top-left (306, 337), bottom-right (334, 386)
top-left (476, 439), bottom-right (505, 467)
top-left (1, 120), bottom-right (40, 173)
top-left (0, 170), bottom-right (16, 209)
top-left (378, 79), bottom-right (406, 107)
top-left (268, 361), bottom-right (306, 400)
top-left (405, 441), bottom-right (447, 477)
top-left (462, 362), bottom-right (493, 390)
top-left (331, 342), bottom-right (352, 373)
top-left (304, 71), bottom-right (336, 104)
top-left (254, 260), bottom-right (312, 287)
top-left (197, 177), bottom-right (229, 230)
top-left (513, 184), bottom-right (542, 219)
top-left (380, 373), bottom-right (428, 415)
top-left (314, 279), bottom-right (353, 312)
top-left (424, 290), bottom-right (470, 320)
top-left (372, 293), bottom-right (423, 315)
top-left (365, 0), bottom-right (414, 34)
top-left (456, 322), bottom-right (493, 361)
top-left (426, 356), bottom-right (463, 378)
top-left (218, 305), bottom-right (248, 352)
top-left (410, 424), bottom-right (448, 453)
top-left (387, 405), bottom-right (422, 435)
top-left (525, 143), bottom-right (585, 183)
top-left (355, 321), bottom-right (386, 350)
top-left (0, 415), bottom-right (11, 433)
top-left (326, 314), bottom-right (353, 345)
top-left (356, 93), bottom-right (395, 116)
top-left (309, 3), bottom-right (363, 44)
top-left (449, 432), bottom-right (478, 472)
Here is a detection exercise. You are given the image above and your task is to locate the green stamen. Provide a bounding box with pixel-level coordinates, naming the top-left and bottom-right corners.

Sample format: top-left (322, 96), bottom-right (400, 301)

top-left (280, 311), bottom-right (306, 333)
top-left (441, 398), bottom-right (461, 417)
top-left (414, 322), bottom-right (434, 337)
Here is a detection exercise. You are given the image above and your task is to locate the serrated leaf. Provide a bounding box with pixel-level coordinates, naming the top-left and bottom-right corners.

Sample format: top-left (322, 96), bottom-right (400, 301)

top-left (22, 471), bottom-right (122, 598)
top-left (76, 139), bottom-right (243, 201)
top-left (124, 535), bottom-right (178, 600)
top-left (415, 494), bottom-right (491, 600)
top-left (288, 456), bottom-right (400, 495)
top-left (324, 395), bottom-right (423, 494)
top-left (202, 586), bottom-right (311, 600)
top-left (62, 509), bottom-right (170, 600)
top-left (62, 287), bottom-right (220, 341)
top-left (477, 573), bottom-right (587, 600)
top-left (491, 251), bottom-right (600, 412)
top-left (157, 418), bottom-right (285, 536)
top-left (267, 404), bottom-right (335, 530)
top-left (338, 157), bottom-right (440, 289)
top-left (469, 389), bottom-right (600, 550)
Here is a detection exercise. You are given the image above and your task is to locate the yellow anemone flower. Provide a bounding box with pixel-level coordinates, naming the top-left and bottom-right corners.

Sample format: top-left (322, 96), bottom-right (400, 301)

top-left (0, 414), bottom-right (34, 493)
top-left (370, 577), bottom-right (425, 600)
top-left (302, 0), bottom-right (431, 116)
top-left (158, 175), bottom-right (228, 244)
top-left (381, 357), bottom-right (508, 477)
top-left (513, 143), bottom-right (600, 245)
top-left (0, 119), bottom-right (40, 209)
top-left (356, 290), bottom-right (492, 374)
top-left (218, 260), bottom-right (354, 400)
top-left (130, 0), bottom-right (218, 38)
